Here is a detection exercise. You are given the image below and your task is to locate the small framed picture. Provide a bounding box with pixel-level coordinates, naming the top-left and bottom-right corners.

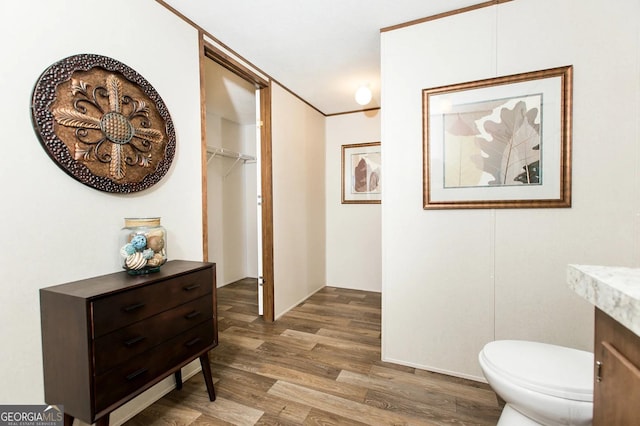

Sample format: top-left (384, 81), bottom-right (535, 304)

top-left (341, 142), bottom-right (381, 204)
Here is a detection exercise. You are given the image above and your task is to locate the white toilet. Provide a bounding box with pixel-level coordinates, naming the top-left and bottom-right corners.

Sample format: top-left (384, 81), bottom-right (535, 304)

top-left (478, 340), bottom-right (594, 426)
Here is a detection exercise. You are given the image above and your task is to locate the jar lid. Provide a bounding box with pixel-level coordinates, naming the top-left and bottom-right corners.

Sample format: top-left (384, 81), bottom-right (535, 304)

top-left (124, 217), bottom-right (161, 227)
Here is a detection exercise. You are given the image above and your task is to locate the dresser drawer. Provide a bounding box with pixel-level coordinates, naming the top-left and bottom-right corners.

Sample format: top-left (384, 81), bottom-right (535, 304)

top-left (94, 319), bottom-right (215, 413)
top-left (94, 294), bottom-right (213, 374)
top-left (92, 268), bottom-right (213, 337)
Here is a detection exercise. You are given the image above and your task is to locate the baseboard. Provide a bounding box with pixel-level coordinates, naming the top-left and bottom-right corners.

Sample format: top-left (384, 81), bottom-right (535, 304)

top-left (381, 356), bottom-right (487, 383)
top-left (325, 283), bottom-right (381, 293)
top-left (274, 285), bottom-right (325, 320)
top-left (219, 276), bottom-right (258, 288)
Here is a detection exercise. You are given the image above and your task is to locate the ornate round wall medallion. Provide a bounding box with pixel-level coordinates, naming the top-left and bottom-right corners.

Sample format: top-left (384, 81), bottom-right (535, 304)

top-left (31, 54), bottom-right (176, 193)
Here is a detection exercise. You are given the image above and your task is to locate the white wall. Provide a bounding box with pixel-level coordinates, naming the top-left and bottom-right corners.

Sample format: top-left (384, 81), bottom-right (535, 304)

top-left (205, 59), bottom-right (258, 287)
top-left (0, 0), bottom-right (203, 420)
top-left (207, 113), bottom-right (225, 284)
top-left (326, 111), bottom-right (382, 291)
top-left (207, 114), bottom-right (258, 286)
top-left (271, 83), bottom-right (327, 317)
top-left (381, 0), bottom-right (640, 379)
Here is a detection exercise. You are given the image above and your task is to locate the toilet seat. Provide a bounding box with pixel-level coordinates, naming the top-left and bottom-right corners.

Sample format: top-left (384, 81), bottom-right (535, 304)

top-left (480, 340), bottom-right (593, 402)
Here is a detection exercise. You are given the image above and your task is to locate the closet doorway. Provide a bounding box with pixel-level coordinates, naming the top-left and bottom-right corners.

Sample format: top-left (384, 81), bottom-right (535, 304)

top-left (201, 41), bottom-right (274, 321)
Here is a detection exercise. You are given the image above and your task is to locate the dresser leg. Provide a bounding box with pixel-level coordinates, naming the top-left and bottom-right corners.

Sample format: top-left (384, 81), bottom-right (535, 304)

top-left (175, 370), bottom-right (183, 390)
top-left (199, 353), bottom-right (216, 401)
top-left (63, 413), bottom-right (74, 426)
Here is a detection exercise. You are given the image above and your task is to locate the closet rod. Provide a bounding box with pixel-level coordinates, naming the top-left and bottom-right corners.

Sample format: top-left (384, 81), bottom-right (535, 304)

top-left (206, 146), bottom-right (256, 162)
top-left (206, 146), bottom-right (256, 177)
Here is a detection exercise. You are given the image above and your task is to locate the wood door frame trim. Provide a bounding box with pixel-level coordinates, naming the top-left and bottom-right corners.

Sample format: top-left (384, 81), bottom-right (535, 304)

top-left (199, 32), bottom-right (275, 322)
top-left (205, 43), bottom-right (269, 89)
top-left (259, 85), bottom-right (274, 322)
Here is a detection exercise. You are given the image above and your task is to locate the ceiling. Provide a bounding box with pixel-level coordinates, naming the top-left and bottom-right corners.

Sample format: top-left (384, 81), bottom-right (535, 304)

top-left (161, 0), bottom-right (484, 115)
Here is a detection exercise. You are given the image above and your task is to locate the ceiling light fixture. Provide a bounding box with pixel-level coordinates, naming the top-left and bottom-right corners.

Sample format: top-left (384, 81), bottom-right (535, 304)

top-left (355, 85), bottom-right (372, 106)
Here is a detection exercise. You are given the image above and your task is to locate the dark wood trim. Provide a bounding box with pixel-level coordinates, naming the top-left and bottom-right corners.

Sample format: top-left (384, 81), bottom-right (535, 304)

top-left (260, 85), bottom-right (275, 322)
top-left (199, 33), bottom-right (209, 262)
top-left (197, 32), bottom-right (276, 322)
top-left (205, 43), bottom-right (268, 89)
top-left (326, 107), bottom-right (381, 117)
top-left (380, 0), bottom-right (514, 33)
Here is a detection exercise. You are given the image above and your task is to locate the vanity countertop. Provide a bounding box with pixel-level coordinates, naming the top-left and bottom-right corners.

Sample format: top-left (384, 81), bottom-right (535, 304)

top-left (567, 264), bottom-right (640, 338)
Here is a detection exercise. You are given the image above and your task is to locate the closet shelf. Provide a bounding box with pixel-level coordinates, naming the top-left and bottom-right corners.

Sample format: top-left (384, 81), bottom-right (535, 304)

top-left (206, 146), bottom-right (256, 178)
top-left (206, 146), bottom-right (256, 163)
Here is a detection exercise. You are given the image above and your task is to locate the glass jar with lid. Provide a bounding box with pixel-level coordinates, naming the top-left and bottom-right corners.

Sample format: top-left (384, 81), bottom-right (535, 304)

top-left (119, 217), bottom-right (167, 275)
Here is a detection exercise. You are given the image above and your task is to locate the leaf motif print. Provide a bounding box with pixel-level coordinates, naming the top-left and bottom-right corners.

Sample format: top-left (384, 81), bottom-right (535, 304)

top-left (514, 160), bottom-right (540, 184)
top-left (441, 99), bottom-right (510, 187)
top-left (480, 100), bottom-right (541, 185)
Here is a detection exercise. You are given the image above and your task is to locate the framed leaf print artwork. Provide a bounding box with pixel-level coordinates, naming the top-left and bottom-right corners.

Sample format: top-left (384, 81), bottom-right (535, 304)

top-left (422, 66), bottom-right (572, 209)
top-left (342, 142), bottom-right (381, 204)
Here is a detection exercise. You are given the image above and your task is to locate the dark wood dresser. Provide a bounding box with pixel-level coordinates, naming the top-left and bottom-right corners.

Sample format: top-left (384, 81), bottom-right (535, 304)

top-left (40, 260), bottom-right (217, 426)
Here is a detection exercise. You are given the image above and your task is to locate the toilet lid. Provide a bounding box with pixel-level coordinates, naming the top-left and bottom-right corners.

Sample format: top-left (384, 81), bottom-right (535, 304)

top-left (481, 340), bottom-right (593, 402)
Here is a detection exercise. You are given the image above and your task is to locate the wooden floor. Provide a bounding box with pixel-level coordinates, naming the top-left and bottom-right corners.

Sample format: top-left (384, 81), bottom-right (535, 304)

top-left (124, 279), bottom-right (502, 426)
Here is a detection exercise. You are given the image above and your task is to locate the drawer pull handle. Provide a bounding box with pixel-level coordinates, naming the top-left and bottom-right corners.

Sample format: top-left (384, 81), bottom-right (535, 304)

top-left (124, 336), bottom-right (146, 347)
top-left (185, 337), bottom-right (202, 347)
top-left (185, 310), bottom-right (201, 319)
top-left (126, 368), bottom-right (148, 381)
top-left (183, 283), bottom-right (201, 291)
top-left (123, 302), bottom-right (145, 312)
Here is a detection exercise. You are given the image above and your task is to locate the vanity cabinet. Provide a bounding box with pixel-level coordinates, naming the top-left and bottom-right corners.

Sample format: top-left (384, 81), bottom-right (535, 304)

top-left (40, 260), bottom-right (217, 426)
top-left (593, 308), bottom-right (640, 425)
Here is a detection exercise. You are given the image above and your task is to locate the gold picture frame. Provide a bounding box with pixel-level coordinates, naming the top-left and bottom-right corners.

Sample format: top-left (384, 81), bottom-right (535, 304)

top-left (341, 142), bottom-right (381, 204)
top-left (422, 66), bottom-right (572, 209)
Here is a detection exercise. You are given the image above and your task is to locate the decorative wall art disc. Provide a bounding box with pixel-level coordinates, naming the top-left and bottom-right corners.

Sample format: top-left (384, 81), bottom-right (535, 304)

top-left (31, 54), bottom-right (176, 193)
